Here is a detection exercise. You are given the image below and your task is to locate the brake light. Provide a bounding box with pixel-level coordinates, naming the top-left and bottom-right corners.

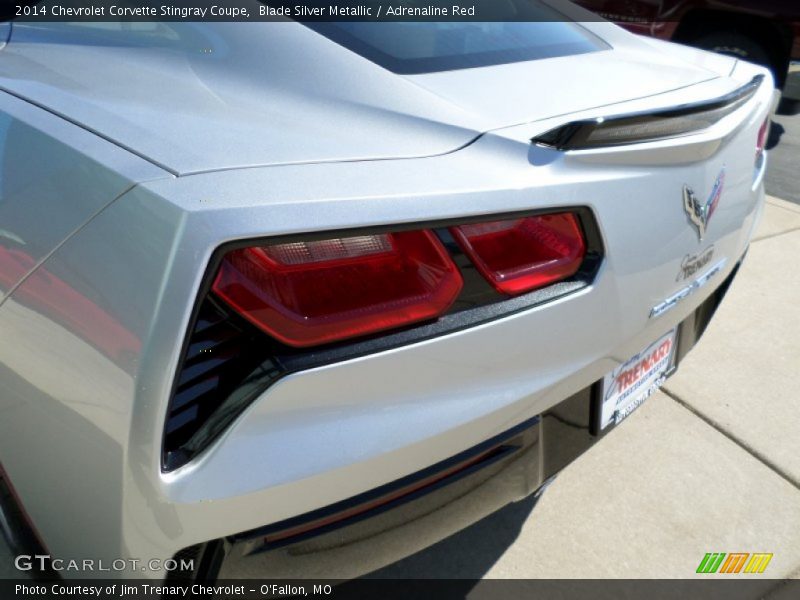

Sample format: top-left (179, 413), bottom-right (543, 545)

top-left (450, 213), bottom-right (586, 295)
top-left (212, 231), bottom-right (462, 348)
top-left (756, 117), bottom-right (769, 162)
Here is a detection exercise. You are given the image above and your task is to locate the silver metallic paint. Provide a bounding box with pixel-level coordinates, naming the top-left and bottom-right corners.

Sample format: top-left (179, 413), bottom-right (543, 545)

top-left (1, 21), bottom-right (736, 176)
top-left (0, 21), bottom-right (772, 578)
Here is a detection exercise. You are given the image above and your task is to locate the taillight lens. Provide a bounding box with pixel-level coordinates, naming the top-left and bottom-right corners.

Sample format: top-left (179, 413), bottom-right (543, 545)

top-left (450, 213), bottom-right (586, 295)
top-left (756, 117), bottom-right (769, 162)
top-left (212, 231), bottom-right (462, 348)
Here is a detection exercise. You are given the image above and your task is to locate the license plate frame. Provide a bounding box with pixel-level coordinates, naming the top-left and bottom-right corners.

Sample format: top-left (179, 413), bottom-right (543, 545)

top-left (598, 328), bottom-right (678, 431)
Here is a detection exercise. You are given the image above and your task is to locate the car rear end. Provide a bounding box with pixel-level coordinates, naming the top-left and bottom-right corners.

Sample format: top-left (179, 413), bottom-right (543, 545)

top-left (0, 17), bottom-right (773, 580)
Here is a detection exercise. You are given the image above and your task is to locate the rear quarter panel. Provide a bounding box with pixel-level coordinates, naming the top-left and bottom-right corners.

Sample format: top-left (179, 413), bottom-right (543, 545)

top-left (0, 92), bottom-right (168, 565)
top-left (0, 92), bottom-right (167, 300)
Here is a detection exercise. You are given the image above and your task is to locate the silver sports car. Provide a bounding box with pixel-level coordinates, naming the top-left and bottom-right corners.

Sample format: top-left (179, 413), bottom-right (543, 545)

top-left (0, 7), bottom-right (773, 581)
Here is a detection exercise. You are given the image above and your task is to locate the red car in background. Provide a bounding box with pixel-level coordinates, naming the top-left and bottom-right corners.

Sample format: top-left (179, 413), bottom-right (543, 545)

top-left (576, 0), bottom-right (800, 89)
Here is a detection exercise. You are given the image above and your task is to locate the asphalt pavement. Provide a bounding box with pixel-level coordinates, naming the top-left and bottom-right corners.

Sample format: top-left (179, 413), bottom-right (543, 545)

top-left (767, 113), bottom-right (800, 205)
top-left (767, 67), bottom-right (800, 205)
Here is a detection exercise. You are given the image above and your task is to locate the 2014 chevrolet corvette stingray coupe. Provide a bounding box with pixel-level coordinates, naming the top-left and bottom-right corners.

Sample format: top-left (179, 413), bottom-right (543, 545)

top-left (0, 7), bottom-right (773, 581)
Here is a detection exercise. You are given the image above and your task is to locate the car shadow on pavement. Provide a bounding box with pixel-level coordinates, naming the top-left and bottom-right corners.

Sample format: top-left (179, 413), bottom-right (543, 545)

top-left (767, 122), bottom-right (785, 150)
top-left (361, 493), bottom-right (541, 583)
top-left (777, 97), bottom-right (800, 116)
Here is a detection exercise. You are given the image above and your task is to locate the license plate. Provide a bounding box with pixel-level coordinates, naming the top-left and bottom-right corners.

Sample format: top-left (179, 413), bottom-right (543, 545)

top-left (599, 328), bottom-right (677, 430)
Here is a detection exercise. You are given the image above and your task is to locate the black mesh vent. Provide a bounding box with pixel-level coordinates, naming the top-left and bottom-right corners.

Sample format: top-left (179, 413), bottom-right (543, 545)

top-left (163, 299), bottom-right (269, 470)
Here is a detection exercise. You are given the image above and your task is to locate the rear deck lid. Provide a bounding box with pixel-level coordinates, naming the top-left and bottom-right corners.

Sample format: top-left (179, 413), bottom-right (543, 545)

top-left (0, 18), bottom-right (730, 175)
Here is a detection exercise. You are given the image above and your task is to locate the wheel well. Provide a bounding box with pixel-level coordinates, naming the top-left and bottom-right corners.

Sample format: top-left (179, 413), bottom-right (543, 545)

top-left (673, 9), bottom-right (793, 86)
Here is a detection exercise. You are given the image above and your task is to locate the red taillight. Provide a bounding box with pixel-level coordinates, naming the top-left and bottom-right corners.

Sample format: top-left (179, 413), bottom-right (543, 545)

top-left (212, 231), bottom-right (463, 348)
top-left (450, 213), bottom-right (586, 295)
top-left (756, 117), bottom-right (769, 161)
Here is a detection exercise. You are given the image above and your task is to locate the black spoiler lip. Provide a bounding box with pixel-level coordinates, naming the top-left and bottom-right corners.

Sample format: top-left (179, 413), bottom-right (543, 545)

top-left (533, 74), bottom-right (765, 151)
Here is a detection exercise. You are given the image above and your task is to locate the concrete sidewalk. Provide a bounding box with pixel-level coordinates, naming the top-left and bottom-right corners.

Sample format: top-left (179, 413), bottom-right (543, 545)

top-left (373, 196), bottom-right (800, 581)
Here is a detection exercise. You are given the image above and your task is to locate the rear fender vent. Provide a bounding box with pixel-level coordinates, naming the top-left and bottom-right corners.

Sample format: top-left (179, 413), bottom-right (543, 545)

top-left (163, 300), bottom-right (272, 470)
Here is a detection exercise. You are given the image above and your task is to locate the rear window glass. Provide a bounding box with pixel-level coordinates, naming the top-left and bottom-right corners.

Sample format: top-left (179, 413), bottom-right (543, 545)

top-left (310, 7), bottom-right (608, 74)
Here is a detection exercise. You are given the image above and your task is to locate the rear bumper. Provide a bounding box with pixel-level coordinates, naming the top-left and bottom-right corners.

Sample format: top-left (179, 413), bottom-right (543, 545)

top-left (0, 259), bottom-right (740, 581)
top-left (0, 261), bottom-right (749, 582)
top-left (180, 264), bottom-right (740, 579)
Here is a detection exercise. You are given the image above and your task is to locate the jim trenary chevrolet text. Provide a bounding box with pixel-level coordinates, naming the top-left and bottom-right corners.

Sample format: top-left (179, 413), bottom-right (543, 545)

top-left (0, 5), bottom-right (774, 581)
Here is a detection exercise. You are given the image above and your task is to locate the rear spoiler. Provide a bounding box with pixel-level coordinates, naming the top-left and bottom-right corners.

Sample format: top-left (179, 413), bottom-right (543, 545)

top-left (533, 75), bottom-right (764, 151)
